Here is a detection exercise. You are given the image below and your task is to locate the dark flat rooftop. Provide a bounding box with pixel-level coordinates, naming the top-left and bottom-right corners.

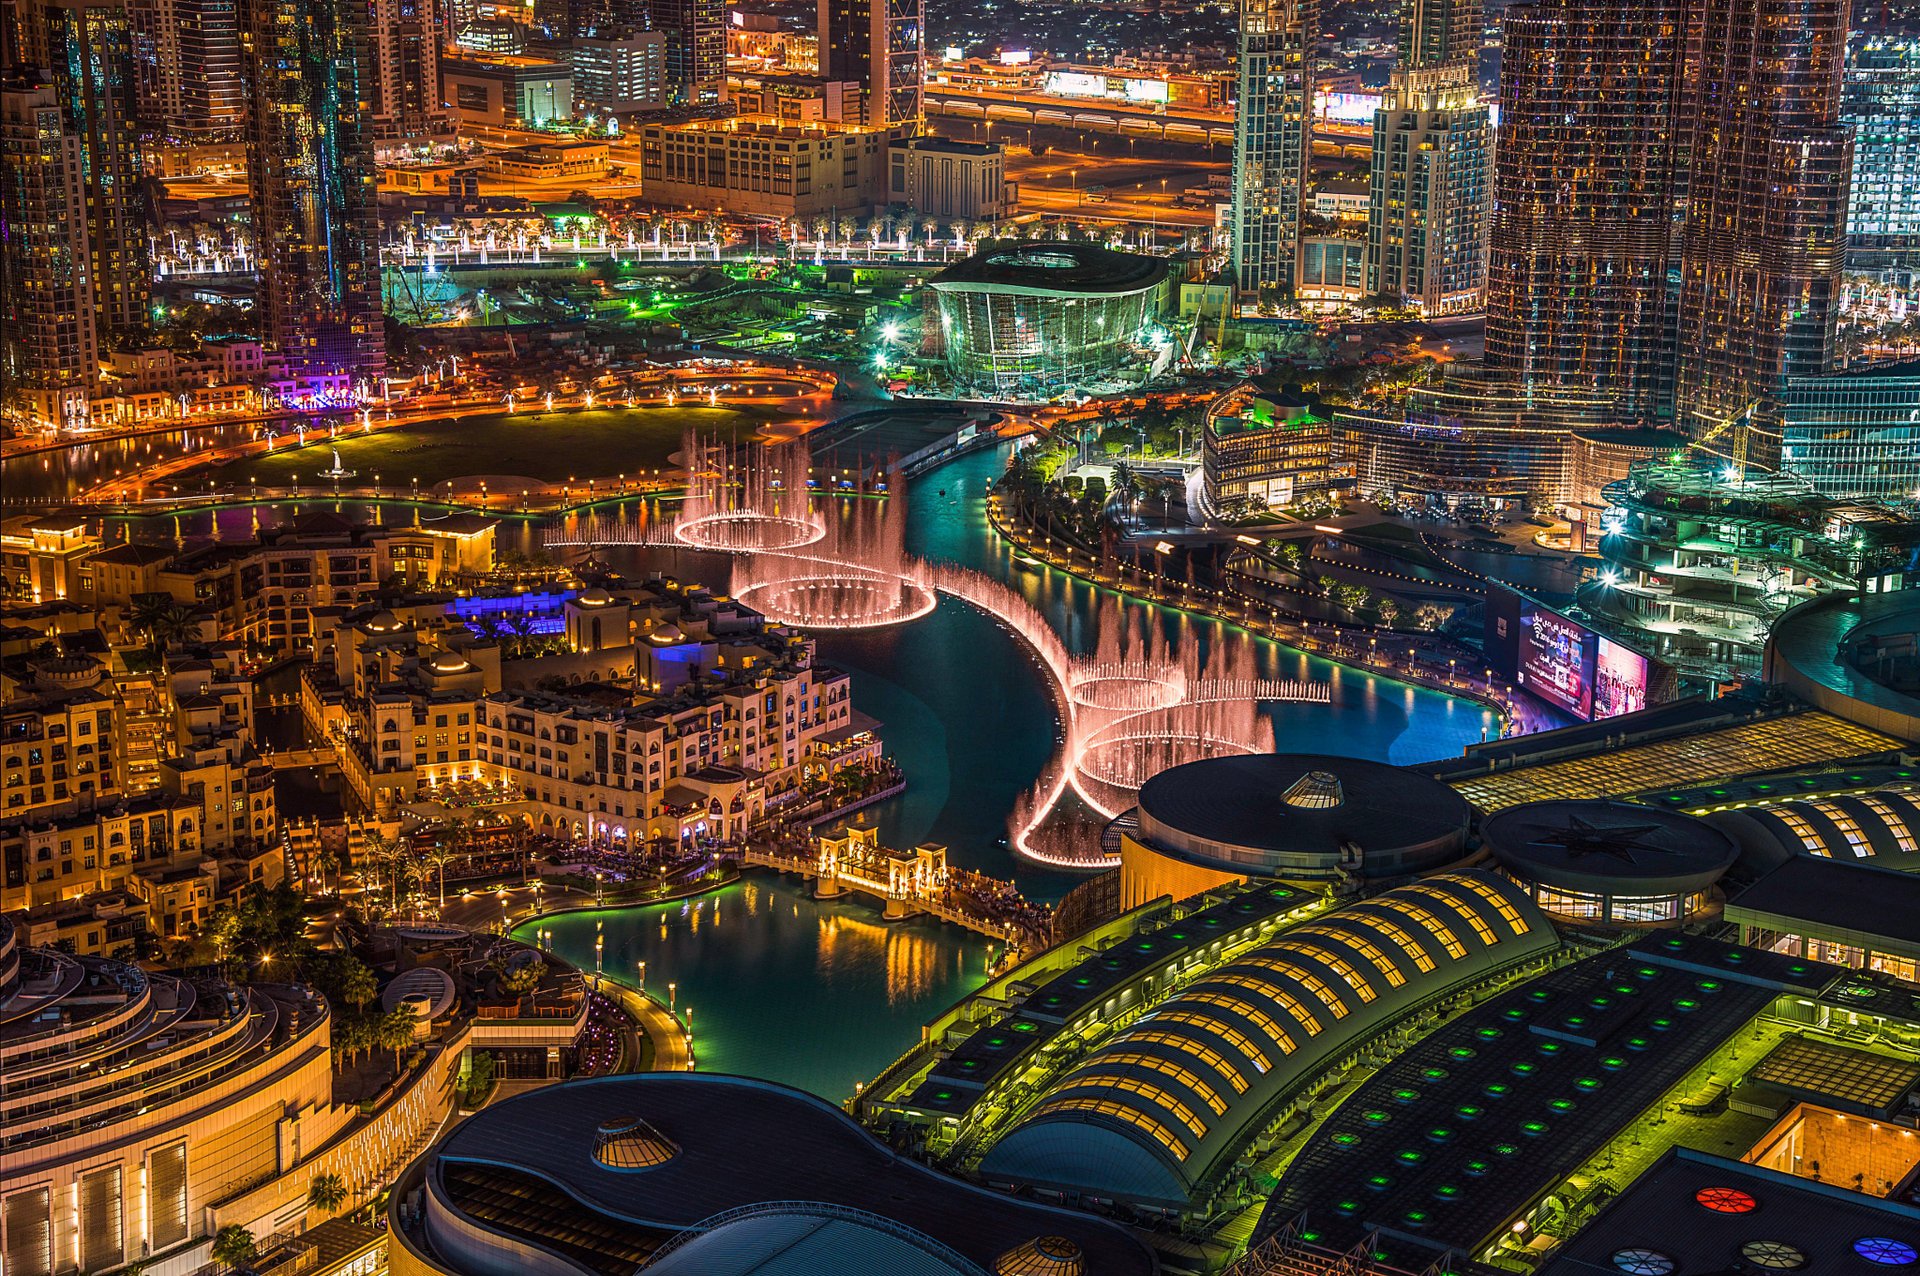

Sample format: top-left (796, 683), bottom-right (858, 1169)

top-left (1727, 856), bottom-right (1920, 950)
top-left (1536, 1147), bottom-right (1920, 1276)
top-left (1251, 935), bottom-right (1843, 1256)
top-left (431, 1073), bottom-right (1157, 1275)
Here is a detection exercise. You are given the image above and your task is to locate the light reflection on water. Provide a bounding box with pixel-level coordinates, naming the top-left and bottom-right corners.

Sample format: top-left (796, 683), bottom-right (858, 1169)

top-left (526, 877), bottom-right (991, 1100)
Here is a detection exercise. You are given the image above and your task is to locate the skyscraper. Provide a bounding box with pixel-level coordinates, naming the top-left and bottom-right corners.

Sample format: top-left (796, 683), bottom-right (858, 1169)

top-left (1484, 0), bottom-right (1685, 421)
top-left (1367, 0), bottom-right (1488, 315)
top-left (22, 0), bottom-right (150, 345)
top-left (241, 0), bottom-right (385, 385)
top-left (1398, 0), bottom-right (1477, 67)
top-left (1671, 0), bottom-right (1852, 465)
top-left (368, 0), bottom-right (452, 141)
top-left (817, 0), bottom-right (922, 126)
top-left (1841, 34), bottom-right (1919, 276)
top-left (0, 77), bottom-right (99, 425)
top-left (1230, 0), bottom-right (1316, 298)
top-left (650, 0), bottom-right (722, 106)
top-left (132, 0), bottom-right (244, 138)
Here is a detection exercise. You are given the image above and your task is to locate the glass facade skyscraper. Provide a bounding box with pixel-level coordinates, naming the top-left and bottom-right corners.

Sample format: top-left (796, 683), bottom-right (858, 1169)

top-left (1843, 34), bottom-right (1920, 275)
top-left (1671, 0), bottom-right (1852, 467)
top-left (1780, 360), bottom-right (1920, 505)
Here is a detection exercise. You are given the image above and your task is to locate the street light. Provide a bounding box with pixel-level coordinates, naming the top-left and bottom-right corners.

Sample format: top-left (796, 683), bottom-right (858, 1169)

top-left (668, 981), bottom-right (677, 1013)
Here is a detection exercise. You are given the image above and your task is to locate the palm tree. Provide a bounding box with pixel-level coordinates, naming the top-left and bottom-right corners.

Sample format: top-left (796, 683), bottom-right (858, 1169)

top-left (211, 1226), bottom-right (256, 1275)
top-left (128, 595), bottom-right (198, 655)
top-left (359, 831), bottom-right (405, 913)
top-left (377, 1008), bottom-right (418, 1070)
top-left (337, 958), bottom-right (378, 1015)
top-left (308, 1173), bottom-right (348, 1218)
top-left (421, 821), bottom-right (463, 911)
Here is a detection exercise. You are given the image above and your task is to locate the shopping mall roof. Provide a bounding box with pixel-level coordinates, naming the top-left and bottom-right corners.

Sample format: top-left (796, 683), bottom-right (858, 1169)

top-left (1533, 1147), bottom-right (1920, 1276)
top-left (1726, 856), bottom-right (1920, 965)
top-left (1249, 934), bottom-right (1844, 1256)
top-left (1438, 710), bottom-right (1905, 811)
top-left (977, 873), bottom-right (1555, 1210)
top-left (928, 241), bottom-right (1171, 297)
top-left (423, 1074), bottom-right (1156, 1275)
top-left (897, 884), bottom-right (1311, 1120)
top-left (1766, 593), bottom-right (1920, 744)
top-left (1481, 799), bottom-right (1739, 897)
top-left (1707, 788), bottom-right (1920, 875)
top-left (1133, 753), bottom-right (1472, 871)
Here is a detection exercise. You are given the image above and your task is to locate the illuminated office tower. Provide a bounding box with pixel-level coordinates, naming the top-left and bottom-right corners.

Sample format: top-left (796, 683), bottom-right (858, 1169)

top-left (650, 0), bottom-right (722, 106)
top-left (0, 78), bottom-right (99, 425)
top-left (1398, 0), bottom-right (1477, 67)
top-left (369, 0), bottom-right (452, 140)
top-left (1843, 34), bottom-right (1919, 276)
top-left (132, 0), bottom-right (244, 137)
top-left (1230, 0), bottom-right (1316, 298)
top-left (818, 0), bottom-right (922, 126)
top-left (1484, 0), bottom-right (1684, 421)
top-left (241, 0), bottom-right (384, 384)
top-left (1671, 0), bottom-right (1851, 466)
top-left (1367, 62), bottom-right (1489, 314)
top-left (22, 0), bottom-right (149, 344)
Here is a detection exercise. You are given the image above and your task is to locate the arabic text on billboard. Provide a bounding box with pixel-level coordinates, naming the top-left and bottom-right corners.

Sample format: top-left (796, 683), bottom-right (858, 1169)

top-left (1518, 604), bottom-right (1593, 720)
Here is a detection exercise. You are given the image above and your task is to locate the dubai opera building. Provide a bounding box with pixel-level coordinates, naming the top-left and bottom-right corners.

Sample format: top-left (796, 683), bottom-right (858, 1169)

top-left (928, 242), bottom-right (1170, 397)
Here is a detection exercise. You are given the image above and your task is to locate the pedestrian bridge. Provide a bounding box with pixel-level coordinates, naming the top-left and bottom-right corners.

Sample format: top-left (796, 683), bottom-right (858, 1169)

top-left (739, 823), bottom-right (1043, 949)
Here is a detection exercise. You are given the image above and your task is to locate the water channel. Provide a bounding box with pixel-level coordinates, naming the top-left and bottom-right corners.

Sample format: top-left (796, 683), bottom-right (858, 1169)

top-left (17, 425), bottom-right (1499, 1099)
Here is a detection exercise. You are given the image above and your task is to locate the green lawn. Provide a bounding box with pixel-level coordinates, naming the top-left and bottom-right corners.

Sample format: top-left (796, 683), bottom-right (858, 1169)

top-left (209, 405), bottom-right (783, 489)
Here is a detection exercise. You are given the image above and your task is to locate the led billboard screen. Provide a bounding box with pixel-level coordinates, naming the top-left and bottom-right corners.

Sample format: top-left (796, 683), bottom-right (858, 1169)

top-left (1518, 604), bottom-right (1593, 719)
top-left (1594, 636), bottom-right (1650, 720)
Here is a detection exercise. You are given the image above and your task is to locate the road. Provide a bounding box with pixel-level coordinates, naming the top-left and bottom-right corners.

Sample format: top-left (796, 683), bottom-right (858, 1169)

top-left (1006, 149), bottom-right (1227, 229)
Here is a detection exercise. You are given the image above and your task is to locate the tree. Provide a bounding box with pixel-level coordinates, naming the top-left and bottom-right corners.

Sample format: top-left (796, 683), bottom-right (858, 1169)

top-left (376, 1008), bottom-right (417, 1070)
top-left (128, 595), bottom-right (199, 656)
top-left (308, 1173), bottom-right (348, 1217)
top-left (211, 1226), bottom-right (256, 1274)
top-left (1377, 599), bottom-right (1402, 628)
top-left (337, 959), bottom-right (378, 1014)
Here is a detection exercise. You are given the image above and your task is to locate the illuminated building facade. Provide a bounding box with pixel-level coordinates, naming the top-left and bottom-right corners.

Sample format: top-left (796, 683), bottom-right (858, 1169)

top-left (635, 117), bottom-right (886, 217)
top-left (368, 0), bottom-right (452, 142)
top-left (1584, 459), bottom-right (1920, 678)
top-left (1230, 0), bottom-right (1315, 298)
top-left (1486, 0), bottom-right (1682, 422)
top-left (19, 0), bottom-right (149, 349)
top-left (650, 0), bottom-right (723, 106)
top-left (1671, 0), bottom-right (1852, 465)
top-left (818, 0), bottom-right (921, 125)
top-left (928, 242), bottom-right (1170, 398)
top-left (0, 80), bottom-right (97, 427)
top-left (242, 0), bottom-right (384, 385)
top-left (1366, 64), bottom-right (1489, 315)
top-left (1843, 34), bottom-right (1920, 275)
top-left (1779, 359), bottom-right (1920, 504)
top-left (1202, 382), bottom-right (1332, 510)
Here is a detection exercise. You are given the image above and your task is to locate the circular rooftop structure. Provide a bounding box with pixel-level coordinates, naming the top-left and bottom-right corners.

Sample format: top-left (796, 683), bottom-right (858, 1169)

top-left (1121, 754), bottom-right (1472, 907)
top-left (381, 966), bottom-right (457, 1021)
top-left (927, 241), bottom-right (1170, 298)
top-left (1482, 798), bottom-right (1739, 926)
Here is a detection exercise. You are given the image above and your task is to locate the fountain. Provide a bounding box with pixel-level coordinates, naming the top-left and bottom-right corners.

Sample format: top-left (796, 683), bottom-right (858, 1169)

top-left (549, 431), bottom-right (1332, 868)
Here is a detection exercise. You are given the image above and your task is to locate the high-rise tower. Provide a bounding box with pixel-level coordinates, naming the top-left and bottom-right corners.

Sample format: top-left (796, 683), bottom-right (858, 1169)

top-left (1842, 34), bottom-right (1920, 275)
top-left (1484, 0), bottom-right (1686, 421)
top-left (1670, 0), bottom-right (1852, 465)
top-left (240, 0), bottom-right (384, 384)
top-left (818, 0), bottom-right (922, 126)
top-left (650, 0), bottom-right (722, 106)
top-left (22, 0), bottom-right (150, 345)
top-left (1367, 0), bottom-right (1488, 315)
top-left (0, 77), bottom-right (99, 425)
top-left (1230, 0), bottom-right (1316, 298)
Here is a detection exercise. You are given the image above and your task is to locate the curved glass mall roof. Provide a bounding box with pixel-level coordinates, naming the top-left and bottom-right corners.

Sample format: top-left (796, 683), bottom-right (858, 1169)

top-left (977, 873), bottom-right (1557, 1208)
top-left (1710, 790), bottom-right (1920, 873)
